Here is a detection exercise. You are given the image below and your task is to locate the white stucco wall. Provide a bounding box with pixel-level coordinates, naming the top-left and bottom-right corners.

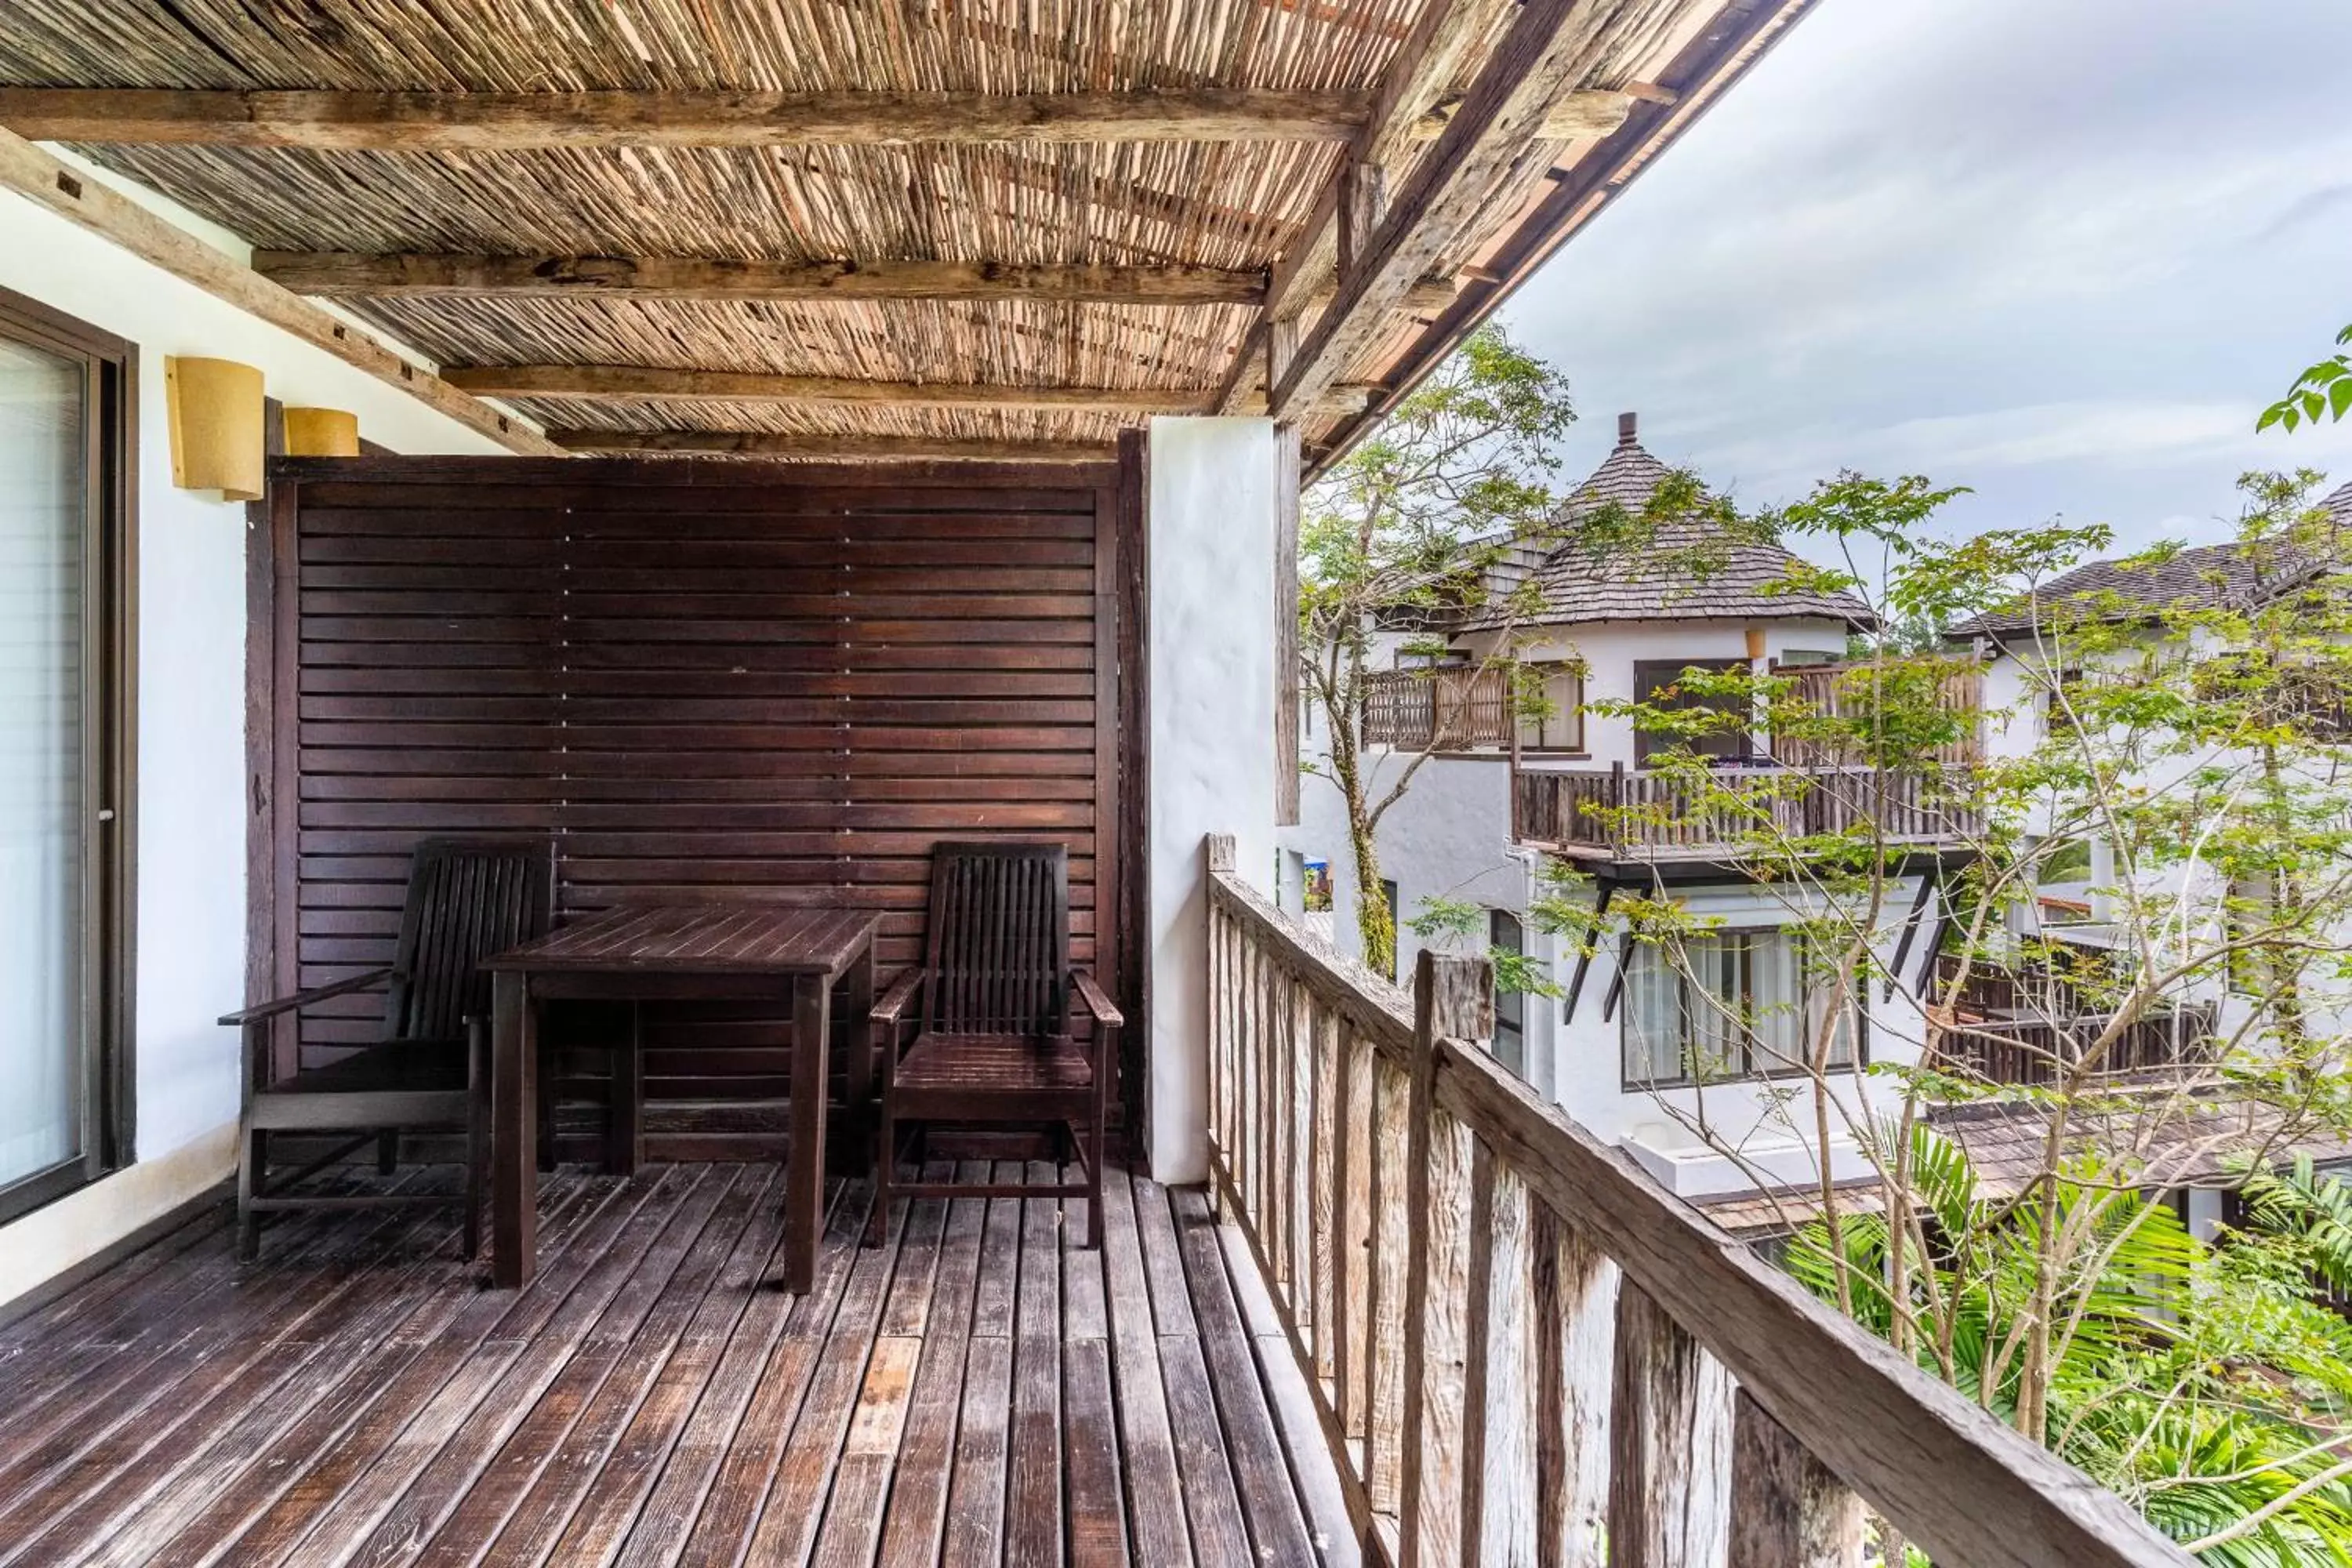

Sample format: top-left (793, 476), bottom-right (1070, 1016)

top-left (1147, 416), bottom-right (1277, 1182)
top-left (0, 154), bottom-right (509, 1307)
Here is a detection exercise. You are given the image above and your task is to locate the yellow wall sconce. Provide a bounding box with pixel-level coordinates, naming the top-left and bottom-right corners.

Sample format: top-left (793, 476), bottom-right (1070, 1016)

top-left (283, 406), bottom-right (361, 458)
top-left (164, 355), bottom-right (266, 501)
top-left (1744, 626), bottom-right (1767, 662)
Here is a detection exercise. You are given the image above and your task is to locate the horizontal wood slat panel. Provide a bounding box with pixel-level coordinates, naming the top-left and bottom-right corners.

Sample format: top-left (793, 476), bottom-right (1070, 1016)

top-left (280, 465), bottom-right (1122, 1157)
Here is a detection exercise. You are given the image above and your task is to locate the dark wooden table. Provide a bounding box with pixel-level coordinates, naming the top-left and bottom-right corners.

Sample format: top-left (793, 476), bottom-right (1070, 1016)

top-left (482, 904), bottom-right (880, 1292)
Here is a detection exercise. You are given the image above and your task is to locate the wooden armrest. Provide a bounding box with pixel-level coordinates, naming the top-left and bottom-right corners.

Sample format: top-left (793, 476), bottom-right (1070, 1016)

top-left (1070, 968), bottom-right (1123, 1028)
top-left (871, 967), bottom-right (926, 1027)
top-left (219, 967), bottom-right (394, 1028)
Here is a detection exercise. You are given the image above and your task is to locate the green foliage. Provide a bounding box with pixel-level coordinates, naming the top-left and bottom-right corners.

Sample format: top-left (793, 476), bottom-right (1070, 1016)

top-left (1406, 895), bottom-right (1561, 999)
top-left (1791, 1135), bottom-right (2352, 1563)
top-left (2259, 324), bottom-right (2352, 433)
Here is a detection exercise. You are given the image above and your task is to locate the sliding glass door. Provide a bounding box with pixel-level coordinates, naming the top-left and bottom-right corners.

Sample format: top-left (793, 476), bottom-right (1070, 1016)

top-left (0, 289), bottom-right (132, 1222)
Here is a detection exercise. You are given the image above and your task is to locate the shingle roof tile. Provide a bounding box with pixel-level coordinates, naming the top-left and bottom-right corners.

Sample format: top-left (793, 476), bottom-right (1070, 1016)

top-left (1457, 433), bottom-right (1877, 633)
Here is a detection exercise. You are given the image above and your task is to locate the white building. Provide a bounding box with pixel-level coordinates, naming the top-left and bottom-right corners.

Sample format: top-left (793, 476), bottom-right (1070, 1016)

top-left (1283, 414), bottom-right (1961, 1203)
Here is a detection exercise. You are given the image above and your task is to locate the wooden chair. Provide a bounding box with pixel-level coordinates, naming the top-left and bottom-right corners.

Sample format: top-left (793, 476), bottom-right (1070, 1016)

top-left (220, 837), bottom-right (554, 1260)
top-left (867, 840), bottom-right (1122, 1247)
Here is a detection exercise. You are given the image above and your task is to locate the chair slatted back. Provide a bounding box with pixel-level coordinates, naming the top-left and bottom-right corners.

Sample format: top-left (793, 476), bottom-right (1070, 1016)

top-left (384, 838), bottom-right (555, 1044)
top-left (920, 841), bottom-right (1070, 1038)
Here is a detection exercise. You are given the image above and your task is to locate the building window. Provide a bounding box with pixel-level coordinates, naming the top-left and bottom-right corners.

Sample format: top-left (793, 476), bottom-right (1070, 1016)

top-left (1514, 662), bottom-right (1584, 753)
top-left (1621, 928), bottom-right (1858, 1089)
top-left (0, 285), bottom-right (136, 1225)
top-left (1632, 659), bottom-right (1751, 766)
top-left (1490, 909), bottom-right (1525, 1076)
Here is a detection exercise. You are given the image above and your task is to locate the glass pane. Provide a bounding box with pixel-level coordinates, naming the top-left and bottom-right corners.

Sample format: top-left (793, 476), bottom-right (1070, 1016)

top-left (1622, 942), bottom-right (1681, 1083)
top-left (1490, 910), bottom-right (1523, 1076)
top-left (0, 335), bottom-right (87, 1191)
top-left (1750, 932), bottom-right (1805, 1072)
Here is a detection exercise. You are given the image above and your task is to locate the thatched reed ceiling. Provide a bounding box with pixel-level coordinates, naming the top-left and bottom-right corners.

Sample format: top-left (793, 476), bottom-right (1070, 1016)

top-left (0, 0), bottom-right (1813, 465)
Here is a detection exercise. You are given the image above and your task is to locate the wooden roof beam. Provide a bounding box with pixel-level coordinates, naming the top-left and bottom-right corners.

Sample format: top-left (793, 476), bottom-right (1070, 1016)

top-left (252, 252), bottom-right (1271, 305)
top-left (0, 127), bottom-right (559, 456)
top-left (1266, 0), bottom-right (1628, 424)
top-left (443, 363), bottom-right (1385, 416)
top-left (548, 430), bottom-right (1114, 463)
top-left (251, 250), bottom-right (1460, 314)
top-left (1214, 0), bottom-right (1525, 412)
top-left (0, 88), bottom-right (1368, 149)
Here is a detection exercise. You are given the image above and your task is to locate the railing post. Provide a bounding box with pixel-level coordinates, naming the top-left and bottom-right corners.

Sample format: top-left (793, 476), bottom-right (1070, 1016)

top-left (1206, 833), bottom-right (1236, 1203)
top-left (1399, 949), bottom-right (1493, 1568)
top-left (1730, 1389), bottom-right (1865, 1567)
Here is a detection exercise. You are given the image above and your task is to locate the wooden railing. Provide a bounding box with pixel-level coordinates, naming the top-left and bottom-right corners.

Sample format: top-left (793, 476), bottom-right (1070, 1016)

top-left (1202, 833), bottom-right (2187, 1568)
top-left (1362, 665), bottom-right (1514, 750)
top-left (1928, 1004), bottom-right (2218, 1085)
top-left (1513, 761), bottom-right (1980, 855)
top-left (1775, 660), bottom-right (1984, 767)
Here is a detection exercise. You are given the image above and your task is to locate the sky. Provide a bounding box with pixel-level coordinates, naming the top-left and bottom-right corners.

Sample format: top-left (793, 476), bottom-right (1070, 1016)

top-left (1497, 0), bottom-right (2352, 555)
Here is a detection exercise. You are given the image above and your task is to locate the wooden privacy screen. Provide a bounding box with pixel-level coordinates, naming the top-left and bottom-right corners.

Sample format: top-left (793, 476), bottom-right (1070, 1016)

top-left (249, 456), bottom-right (1133, 1162)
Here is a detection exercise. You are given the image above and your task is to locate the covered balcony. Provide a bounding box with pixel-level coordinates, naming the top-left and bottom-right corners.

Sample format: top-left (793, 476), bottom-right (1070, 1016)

top-left (0, 2), bottom-right (2189, 1565)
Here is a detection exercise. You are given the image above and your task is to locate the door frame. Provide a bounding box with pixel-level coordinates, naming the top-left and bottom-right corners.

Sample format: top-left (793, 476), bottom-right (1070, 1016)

top-left (0, 283), bottom-right (138, 1225)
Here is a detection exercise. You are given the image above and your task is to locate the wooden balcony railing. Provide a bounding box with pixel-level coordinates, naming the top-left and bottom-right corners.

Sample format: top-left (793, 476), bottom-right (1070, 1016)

top-left (1362, 665), bottom-right (1514, 750)
top-left (1928, 1004), bottom-right (2218, 1085)
top-left (1774, 660), bottom-right (1984, 767)
top-left (1202, 833), bottom-right (2185, 1568)
top-left (1513, 761), bottom-right (1980, 856)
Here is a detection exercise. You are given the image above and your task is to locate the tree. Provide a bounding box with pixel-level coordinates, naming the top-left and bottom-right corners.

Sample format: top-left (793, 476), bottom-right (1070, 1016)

top-left (1298, 324), bottom-right (1577, 973)
top-left (1566, 466), bottom-right (2352, 1558)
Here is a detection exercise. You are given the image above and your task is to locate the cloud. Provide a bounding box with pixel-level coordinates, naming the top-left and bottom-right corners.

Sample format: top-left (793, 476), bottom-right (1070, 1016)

top-left (1497, 0), bottom-right (2352, 554)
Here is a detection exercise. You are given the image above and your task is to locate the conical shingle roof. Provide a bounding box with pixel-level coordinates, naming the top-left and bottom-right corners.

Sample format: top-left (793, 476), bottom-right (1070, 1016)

top-left (1457, 424), bottom-right (1876, 632)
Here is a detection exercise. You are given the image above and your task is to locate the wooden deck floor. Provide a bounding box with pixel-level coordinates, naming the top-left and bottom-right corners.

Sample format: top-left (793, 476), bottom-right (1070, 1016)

top-left (0, 1162), bottom-right (1331, 1567)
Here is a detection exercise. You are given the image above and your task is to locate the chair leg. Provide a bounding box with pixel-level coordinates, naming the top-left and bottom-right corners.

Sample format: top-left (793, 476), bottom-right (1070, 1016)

top-left (865, 1099), bottom-right (895, 1248)
top-left (465, 1020), bottom-right (490, 1262)
top-left (237, 1123), bottom-right (264, 1261)
top-left (1085, 1117), bottom-right (1105, 1251)
top-left (377, 1130), bottom-right (399, 1175)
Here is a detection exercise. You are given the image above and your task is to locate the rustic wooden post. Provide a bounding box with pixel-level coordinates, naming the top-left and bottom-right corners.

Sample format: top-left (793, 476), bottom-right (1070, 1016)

top-left (1399, 950), bottom-right (1493, 1568)
top-left (1206, 834), bottom-right (1236, 1200)
top-left (1609, 1283), bottom-right (1734, 1568)
top-left (1730, 1390), bottom-right (1866, 1568)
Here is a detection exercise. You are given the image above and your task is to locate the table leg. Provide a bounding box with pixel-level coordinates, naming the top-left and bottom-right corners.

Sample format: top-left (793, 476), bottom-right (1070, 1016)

top-left (783, 971), bottom-right (831, 1294)
top-left (843, 946), bottom-right (877, 1168)
top-left (492, 970), bottom-right (538, 1290)
top-left (612, 1000), bottom-right (643, 1176)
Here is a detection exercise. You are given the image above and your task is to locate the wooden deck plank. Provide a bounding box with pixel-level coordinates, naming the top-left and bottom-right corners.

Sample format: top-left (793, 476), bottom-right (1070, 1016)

top-left (1007, 1160), bottom-right (1065, 1568)
top-left (740, 1174), bottom-right (908, 1566)
top-left (0, 1177), bottom-right (480, 1568)
top-left (874, 1162), bottom-right (988, 1568)
top-left (1172, 1186), bottom-right (1323, 1568)
top-left (1098, 1170), bottom-right (1194, 1567)
top-left (812, 1162), bottom-right (952, 1568)
top-left (332, 1175), bottom-right (678, 1568)
top-left (0, 1167), bottom-right (394, 1464)
top-left (1138, 1179), bottom-right (1253, 1568)
top-left (539, 1166), bottom-right (789, 1565)
top-left (941, 1163), bottom-right (1025, 1568)
top-left (466, 1167), bottom-right (757, 1565)
top-left (0, 1165), bottom-right (1335, 1568)
top-left (405, 1166), bottom-right (724, 1566)
top-left (136, 1171), bottom-right (637, 1568)
top-left (666, 1180), bottom-right (873, 1568)
top-left (609, 1180), bottom-right (854, 1568)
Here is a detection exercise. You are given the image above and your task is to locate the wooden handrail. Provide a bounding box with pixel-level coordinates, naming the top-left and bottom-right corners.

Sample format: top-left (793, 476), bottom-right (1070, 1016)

top-left (1202, 832), bottom-right (2189, 1568)
top-left (1513, 763), bottom-right (1983, 852)
top-left (1362, 664), bottom-right (1515, 750)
